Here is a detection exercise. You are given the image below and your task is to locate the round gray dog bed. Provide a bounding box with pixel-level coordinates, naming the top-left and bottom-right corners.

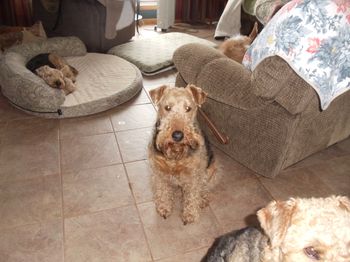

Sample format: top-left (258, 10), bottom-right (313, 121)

top-left (0, 37), bottom-right (142, 118)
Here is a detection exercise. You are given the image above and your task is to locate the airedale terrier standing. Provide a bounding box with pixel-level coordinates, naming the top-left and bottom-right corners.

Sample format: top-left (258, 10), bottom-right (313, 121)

top-left (148, 84), bottom-right (216, 224)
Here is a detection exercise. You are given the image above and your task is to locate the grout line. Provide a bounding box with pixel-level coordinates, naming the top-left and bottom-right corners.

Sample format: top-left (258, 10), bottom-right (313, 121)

top-left (60, 162), bottom-right (123, 175)
top-left (58, 121), bottom-right (66, 262)
top-left (114, 126), bottom-right (153, 134)
top-left (59, 130), bottom-right (115, 141)
top-left (58, 127), bottom-right (154, 141)
top-left (123, 162), bottom-right (155, 261)
top-left (256, 176), bottom-right (276, 201)
top-left (62, 202), bottom-right (138, 220)
top-left (0, 219), bottom-right (62, 232)
top-left (208, 202), bottom-right (224, 235)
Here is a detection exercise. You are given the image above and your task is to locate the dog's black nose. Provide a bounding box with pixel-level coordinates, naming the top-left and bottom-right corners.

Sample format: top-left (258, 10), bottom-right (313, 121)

top-left (55, 80), bottom-right (61, 87)
top-left (172, 131), bottom-right (184, 142)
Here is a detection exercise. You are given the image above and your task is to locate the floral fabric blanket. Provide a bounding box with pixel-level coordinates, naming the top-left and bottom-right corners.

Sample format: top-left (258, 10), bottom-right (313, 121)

top-left (243, 0), bottom-right (350, 110)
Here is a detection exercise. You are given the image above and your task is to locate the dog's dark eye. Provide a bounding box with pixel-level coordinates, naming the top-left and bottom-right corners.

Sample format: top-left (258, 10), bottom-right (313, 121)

top-left (304, 247), bottom-right (320, 260)
top-left (185, 106), bottom-right (191, 112)
top-left (165, 105), bottom-right (171, 111)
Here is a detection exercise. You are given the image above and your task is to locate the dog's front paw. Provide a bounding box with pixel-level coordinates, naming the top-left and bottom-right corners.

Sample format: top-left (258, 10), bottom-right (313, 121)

top-left (182, 210), bottom-right (199, 225)
top-left (156, 204), bottom-right (172, 219)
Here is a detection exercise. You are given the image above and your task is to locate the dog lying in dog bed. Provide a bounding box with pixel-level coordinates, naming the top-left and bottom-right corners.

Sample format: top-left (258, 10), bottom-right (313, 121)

top-left (0, 36), bottom-right (143, 118)
top-left (26, 53), bottom-right (79, 95)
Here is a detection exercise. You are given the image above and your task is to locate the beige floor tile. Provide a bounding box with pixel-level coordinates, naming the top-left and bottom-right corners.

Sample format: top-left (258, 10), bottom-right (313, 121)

top-left (209, 169), bottom-right (272, 233)
top-left (208, 149), bottom-right (272, 232)
top-left (116, 127), bottom-right (153, 162)
top-left (64, 206), bottom-right (151, 262)
top-left (138, 201), bottom-right (220, 260)
top-left (1, 118), bottom-right (58, 145)
top-left (110, 104), bottom-right (156, 131)
top-left (0, 95), bottom-right (33, 121)
top-left (156, 247), bottom-right (209, 262)
top-left (308, 155), bottom-right (350, 196)
top-left (61, 133), bottom-right (121, 172)
top-left (125, 160), bottom-right (153, 203)
top-left (0, 121), bottom-right (7, 144)
top-left (337, 137), bottom-right (350, 153)
top-left (63, 165), bottom-right (134, 217)
top-left (0, 220), bottom-right (63, 262)
top-left (0, 175), bottom-right (62, 229)
top-left (59, 113), bottom-right (113, 139)
top-left (289, 143), bottom-right (348, 170)
top-left (259, 167), bottom-right (336, 200)
top-left (0, 139), bottom-right (60, 184)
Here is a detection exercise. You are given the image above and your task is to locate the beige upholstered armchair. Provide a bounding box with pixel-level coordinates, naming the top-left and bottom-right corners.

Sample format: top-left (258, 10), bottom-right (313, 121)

top-left (173, 44), bottom-right (350, 177)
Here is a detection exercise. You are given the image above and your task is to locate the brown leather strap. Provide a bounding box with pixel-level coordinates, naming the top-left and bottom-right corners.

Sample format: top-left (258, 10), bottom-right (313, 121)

top-left (198, 108), bottom-right (229, 144)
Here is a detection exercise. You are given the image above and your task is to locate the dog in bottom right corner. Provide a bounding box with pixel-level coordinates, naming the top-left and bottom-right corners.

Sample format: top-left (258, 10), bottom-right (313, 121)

top-left (202, 196), bottom-right (350, 262)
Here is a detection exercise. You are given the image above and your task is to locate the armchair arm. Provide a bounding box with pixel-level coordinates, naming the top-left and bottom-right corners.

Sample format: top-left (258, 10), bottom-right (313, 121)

top-left (251, 56), bottom-right (318, 114)
top-left (197, 58), bottom-right (265, 109)
top-left (174, 43), bottom-right (265, 110)
top-left (173, 43), bottom-right (224, 84)
top-left (5, 36), bottom-right (87, 61)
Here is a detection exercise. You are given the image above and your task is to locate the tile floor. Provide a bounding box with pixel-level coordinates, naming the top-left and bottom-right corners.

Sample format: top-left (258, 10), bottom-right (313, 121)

top-left (0, 25), bottom-right (349, 262)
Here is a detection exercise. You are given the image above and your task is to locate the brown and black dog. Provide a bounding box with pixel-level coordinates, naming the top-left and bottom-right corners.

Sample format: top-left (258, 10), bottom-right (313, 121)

top-left (26, 53), bottom-right (78, 94)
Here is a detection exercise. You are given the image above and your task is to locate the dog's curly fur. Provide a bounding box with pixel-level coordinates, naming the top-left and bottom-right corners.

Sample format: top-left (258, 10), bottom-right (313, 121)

top-left (148, 84), bottom-right (216, 225)
top-left (202, 196), bottom-right (350, 262)
top-left (259, 196), bottom-right (350, 262)
top-left (35, 65), bottom-right (76, 95)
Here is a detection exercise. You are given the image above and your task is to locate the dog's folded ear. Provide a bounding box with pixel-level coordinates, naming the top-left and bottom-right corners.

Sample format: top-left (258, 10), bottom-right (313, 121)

top-left (149, 85), bottom-right (168, 105)
top-left (257, 199), bottom-right (297, 248)
top-left (187, 84), bottom-right (207, 106)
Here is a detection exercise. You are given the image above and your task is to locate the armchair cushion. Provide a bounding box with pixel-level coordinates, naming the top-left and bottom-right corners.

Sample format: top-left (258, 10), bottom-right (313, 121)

top-left (174, 43), bottom-right (265, 109)
top-left (173, 43), bottom-right (224, 84)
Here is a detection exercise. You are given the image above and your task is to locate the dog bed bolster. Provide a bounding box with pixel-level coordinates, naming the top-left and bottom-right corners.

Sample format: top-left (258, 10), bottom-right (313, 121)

top-left (0, 52), bottom-right (65, 112)
top-left (5, 36), bottom-right (87, 61)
